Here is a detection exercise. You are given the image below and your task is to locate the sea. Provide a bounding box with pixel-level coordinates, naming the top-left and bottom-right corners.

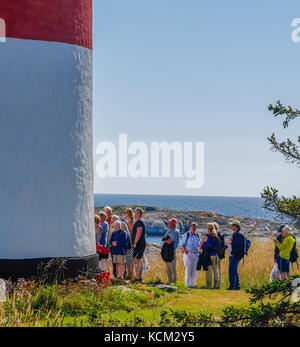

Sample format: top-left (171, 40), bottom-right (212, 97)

top-left (94, 194), bottom-right (279, 244)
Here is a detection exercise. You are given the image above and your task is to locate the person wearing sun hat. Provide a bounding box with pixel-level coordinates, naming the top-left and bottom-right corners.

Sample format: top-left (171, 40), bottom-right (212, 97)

top-left (162, 218), bottom-right (180, 284)
top-left (227, 220), bottom-right (245, 290)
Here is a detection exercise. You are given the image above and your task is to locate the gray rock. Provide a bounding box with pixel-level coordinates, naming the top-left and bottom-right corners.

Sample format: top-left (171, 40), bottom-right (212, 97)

top-left (145, 242), bottom-right (162, 263)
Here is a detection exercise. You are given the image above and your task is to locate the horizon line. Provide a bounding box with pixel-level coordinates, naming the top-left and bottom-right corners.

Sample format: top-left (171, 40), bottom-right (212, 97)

top-left (94, 192), bottom-right (261, 199)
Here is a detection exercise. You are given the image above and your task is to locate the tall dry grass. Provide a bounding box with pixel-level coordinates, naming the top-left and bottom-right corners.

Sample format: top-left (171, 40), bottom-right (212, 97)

top-left (0, 281), bottom-right (64, 327)
top-left (0, 241), bottom-right (299, 327)
top-left (145, 240), bottom-right (300, 289)
top-left (0, 278), bottom-right (155, 327)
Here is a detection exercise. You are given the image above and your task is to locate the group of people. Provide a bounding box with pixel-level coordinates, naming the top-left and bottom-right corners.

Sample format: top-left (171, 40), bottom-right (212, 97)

top-left (95, 207), bottom-right (298, 288)
top-left (161, 218), bottom-right (245, 290)
top-left (94, 207), bottom-right (147, 282)
top-left (162, 218), bottom-right (297, 289)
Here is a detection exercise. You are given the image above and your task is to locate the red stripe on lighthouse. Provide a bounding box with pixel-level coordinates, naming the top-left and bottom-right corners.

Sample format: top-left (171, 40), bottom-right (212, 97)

top-left (0, 0), bottom-right (92, 49)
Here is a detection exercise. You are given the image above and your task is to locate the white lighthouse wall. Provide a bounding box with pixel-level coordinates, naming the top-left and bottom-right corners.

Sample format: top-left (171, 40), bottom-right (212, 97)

top-left (0, 38), bottom-right (95, 259)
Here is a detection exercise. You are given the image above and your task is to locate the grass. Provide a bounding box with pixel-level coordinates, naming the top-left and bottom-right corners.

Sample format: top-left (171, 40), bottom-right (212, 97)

top-left (145, 240), bottom-right (300, 289)
top-left (0, 280), bottom-right (162, 327)
top-left (0, 241), bottom-right (299, 327)
top-left (165, 289), bottom-right (250, 316)
top-left (100, 289), bottom-right (251, 325)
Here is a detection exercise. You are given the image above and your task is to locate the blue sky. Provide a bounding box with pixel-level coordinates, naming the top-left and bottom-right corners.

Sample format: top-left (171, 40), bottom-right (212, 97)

top-left (93, 0), bottom-right (299, 197)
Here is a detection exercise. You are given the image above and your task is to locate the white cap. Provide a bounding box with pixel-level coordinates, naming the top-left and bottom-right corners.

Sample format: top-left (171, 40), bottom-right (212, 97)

top-left (230, 220), bottom-right (241, 228)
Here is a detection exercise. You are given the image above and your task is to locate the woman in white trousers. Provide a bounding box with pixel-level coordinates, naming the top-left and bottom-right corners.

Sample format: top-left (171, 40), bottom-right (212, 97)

top-left (180, 223), bottom-right (201, 288)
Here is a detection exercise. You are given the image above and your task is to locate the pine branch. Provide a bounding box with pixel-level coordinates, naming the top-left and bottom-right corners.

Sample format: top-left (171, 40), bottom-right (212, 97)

top-left (261, 187), bottom-right (300, 226)
top-left (268, 134), bottom-right (300, 166)
top-left (268, 100), bottom-right (300, 128)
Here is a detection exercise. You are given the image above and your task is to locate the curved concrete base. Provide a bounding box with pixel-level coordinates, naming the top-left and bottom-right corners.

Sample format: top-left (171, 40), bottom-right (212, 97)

top-left (0, 254), bottom-right (98, 282)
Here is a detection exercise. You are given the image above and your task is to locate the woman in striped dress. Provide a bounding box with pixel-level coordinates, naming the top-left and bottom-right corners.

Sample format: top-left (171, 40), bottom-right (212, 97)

top-left (124, 208), bottom-right (135, 280)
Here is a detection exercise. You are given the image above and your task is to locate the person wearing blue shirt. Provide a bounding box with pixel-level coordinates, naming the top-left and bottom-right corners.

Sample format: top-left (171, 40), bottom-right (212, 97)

top-left (97, 211), bottom-right (109, 272)
top-left (180, 222), bottom-right (200, 288)
top-left (95, 215), bottom-right (103, 272)
top-left (163, 218), bottom-right (180, 284)
top-left (227, 220), bottom-right (245, 290)
top-left (99, 212), bottom-right (108, 246)
top-left (109, 220), bottom-right (128, 279)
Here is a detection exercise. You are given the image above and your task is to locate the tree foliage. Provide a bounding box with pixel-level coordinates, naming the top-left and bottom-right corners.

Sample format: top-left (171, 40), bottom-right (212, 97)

top-left (261, 101), bottom-right (300, 226)
top-left (261, 187), bottom-right (300, 225)
top-left (158, 277), bottom-right (300, 327)
top-left (268, 100), bottom-right (300, 129)
top-left (220, 276), bottom-right (300, 327)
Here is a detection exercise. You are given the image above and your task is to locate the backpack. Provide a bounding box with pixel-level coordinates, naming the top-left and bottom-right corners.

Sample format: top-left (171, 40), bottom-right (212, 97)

top-left (205, 234), bottom-right (221, 255)
top-left (217, 232), bottom-right (226, 260)
top-left (241, 236), bottom-right (251, 265)
top-left (290, 235), bottom-right (299, 263)
top-left (244, 237), bottom-right (251, 256)
top-left (182, 232), bottom-right (200, 252)
top-left (186, 232), bottom-right (200, 243)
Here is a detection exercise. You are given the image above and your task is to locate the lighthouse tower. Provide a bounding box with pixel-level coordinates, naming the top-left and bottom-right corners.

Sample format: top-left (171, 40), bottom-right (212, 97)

top-left (0, 1), bottom-right (97, 280)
